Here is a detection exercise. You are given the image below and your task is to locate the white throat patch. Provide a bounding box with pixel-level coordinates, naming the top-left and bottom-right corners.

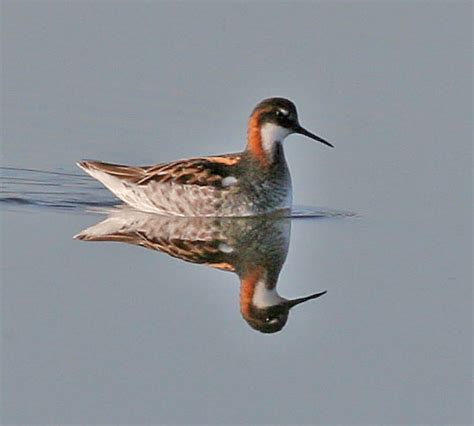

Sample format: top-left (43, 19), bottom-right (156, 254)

top-left (252, 280), bottom-right (285, 308)
top-left (260, 123), bottom-right (291, 155)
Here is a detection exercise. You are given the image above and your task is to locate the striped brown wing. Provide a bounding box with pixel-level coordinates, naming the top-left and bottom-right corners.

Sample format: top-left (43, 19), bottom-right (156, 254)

top-left (78, 155), bottom-right (242, 187)
top-left (76, 230), bottom-right (235, 272)
top-left (136, 155), bottom-right (242, 186)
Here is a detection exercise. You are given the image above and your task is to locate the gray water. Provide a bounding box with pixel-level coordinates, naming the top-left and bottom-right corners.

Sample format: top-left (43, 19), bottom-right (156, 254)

top-left (1, 2), bottom-right (472, 424)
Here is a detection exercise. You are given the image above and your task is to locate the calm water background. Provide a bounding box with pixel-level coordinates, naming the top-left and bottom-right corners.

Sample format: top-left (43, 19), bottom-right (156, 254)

top-left (1, 1), bottom-right (472, 424)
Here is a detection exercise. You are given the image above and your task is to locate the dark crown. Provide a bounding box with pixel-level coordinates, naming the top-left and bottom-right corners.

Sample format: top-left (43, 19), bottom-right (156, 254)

top-left (251, 97), bottom-right (299, 128)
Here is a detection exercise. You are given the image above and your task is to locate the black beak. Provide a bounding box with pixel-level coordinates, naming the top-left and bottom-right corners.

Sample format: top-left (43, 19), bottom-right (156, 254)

top-left (286, 290), bottom-right (327, 308)
top-left (295, 126), bottom-right (334, 148)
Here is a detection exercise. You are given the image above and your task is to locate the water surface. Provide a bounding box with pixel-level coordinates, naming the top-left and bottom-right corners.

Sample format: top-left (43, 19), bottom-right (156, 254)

top-left (2, 2), bottom-right (471, 424)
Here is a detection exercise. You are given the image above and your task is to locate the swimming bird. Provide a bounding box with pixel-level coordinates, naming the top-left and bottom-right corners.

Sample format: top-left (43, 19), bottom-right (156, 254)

top-left (75, 208), bottom-right (327, 333)
top-left (77, 97), bottom-right (333, 216)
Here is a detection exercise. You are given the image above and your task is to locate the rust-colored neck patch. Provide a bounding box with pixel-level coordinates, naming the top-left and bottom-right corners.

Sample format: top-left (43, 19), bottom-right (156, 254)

top-left (239, 266), bottom-right (265, 319)
top-left (246, 112), bottom-right (270, 167)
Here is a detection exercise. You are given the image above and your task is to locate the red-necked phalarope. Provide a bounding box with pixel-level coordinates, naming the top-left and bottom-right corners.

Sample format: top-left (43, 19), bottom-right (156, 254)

top-left (75, 209), bottom-right (327, 333)
top-left (77, 97), bottom-right (333, 216)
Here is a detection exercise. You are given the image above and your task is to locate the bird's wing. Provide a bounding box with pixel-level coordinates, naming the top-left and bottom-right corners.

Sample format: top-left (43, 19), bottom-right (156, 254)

top-left (78, 154), bottom-right (242, 187)
top-left (74, 210), bottom-right (237, 272)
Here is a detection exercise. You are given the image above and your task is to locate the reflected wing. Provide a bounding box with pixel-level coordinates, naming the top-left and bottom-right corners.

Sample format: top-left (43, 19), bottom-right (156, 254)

top-left (74, 209), bottom-right (236, 271)
top-left (75, 207), bottom-right (291, 275)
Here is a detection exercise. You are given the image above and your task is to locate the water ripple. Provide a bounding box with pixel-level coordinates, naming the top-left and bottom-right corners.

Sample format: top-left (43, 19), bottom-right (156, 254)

top-left (0, 166), bottom-right (118, 212)
top-left (0, 166), bottom-right (354, 217)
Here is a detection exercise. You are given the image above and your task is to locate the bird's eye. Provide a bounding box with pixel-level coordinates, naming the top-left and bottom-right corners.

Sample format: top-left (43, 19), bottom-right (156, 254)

top-left (265, 317), bottom-right (271, 322)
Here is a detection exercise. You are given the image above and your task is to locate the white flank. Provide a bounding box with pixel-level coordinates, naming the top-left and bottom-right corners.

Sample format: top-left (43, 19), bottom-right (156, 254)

top-left (221, 176), bottom-right (238, 187)
top-left (218, 243), bottom-right (234, 253)
top-left (78, 164), bottom-right (170, 214)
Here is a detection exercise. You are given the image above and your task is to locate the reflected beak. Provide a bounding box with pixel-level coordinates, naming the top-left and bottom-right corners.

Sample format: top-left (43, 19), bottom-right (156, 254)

top-left (286, 290), bottom-right (327, 308)
top-left (294, 126), bottom-right (334, 148)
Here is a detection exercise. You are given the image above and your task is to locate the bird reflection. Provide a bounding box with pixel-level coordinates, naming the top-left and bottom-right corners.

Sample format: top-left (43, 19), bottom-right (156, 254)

top-left (75, 208), bottom-right (326, 333)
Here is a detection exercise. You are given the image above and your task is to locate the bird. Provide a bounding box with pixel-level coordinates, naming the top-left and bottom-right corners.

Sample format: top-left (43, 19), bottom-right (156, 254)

top-left (74, 207), bottom-right (327, 333)
top-left (77, 97), bottom-right (333, 217)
